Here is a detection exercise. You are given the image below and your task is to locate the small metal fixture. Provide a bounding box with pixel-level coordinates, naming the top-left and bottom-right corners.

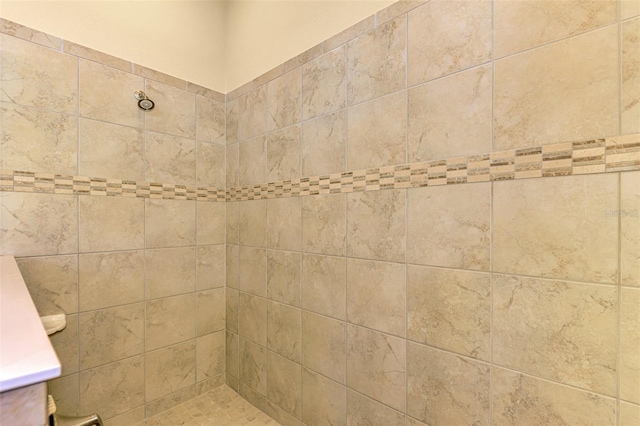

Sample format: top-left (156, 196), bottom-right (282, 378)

top-left (134, 90), bottom-right (155, 111)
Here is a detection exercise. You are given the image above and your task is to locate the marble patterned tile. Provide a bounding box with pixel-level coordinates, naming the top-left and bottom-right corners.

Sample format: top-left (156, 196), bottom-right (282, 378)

top-left (267, 69), bottom-right (301, 131)
top-left (407, 0), bottom-right (491, 85)
top-left (79, 303), bottom-right (144, 370)
top-left (407, 342), bottom-right (490, 426)
top-left (227, 288), bottom-right (239, 334)
top-left (267, 250), bottom-right (301, 307)
top-left (226, 331), bottom-right (240, 379)
top-left (492, 367), bottom-right (616, 425)
top-left (347, 16), bottom-right (406, 105)
top-left (145, 247), bottom-right (196, 299)
top-left (493, 174), bottom-right (618, 283)
top-left (79, 118), bottom-right (144, 181)
top-left (239, 86), bottom-right (267, 141)
top-left (301, 254), bottom-right (346, 320)
top-left (196, 331), bottom-right (225, 382)
top-left (196, 141), bottom-right (225, 188)
top-left (620, 402), bottom-right (640, 426)
top-left (346, 325), bottom-right (406, 411)
top-left (145, 198), bottom-right (196, 248)
top-left (494, 26), bottom-right (619, 150)
top-left (267, 124), bottom-right (301, 181)
top-left (407, 265), bottom-right (490, 360)
top-left (144, 385), bottom-right (196, 418)
top-left (267, 197), bottom-right (301, 251)
top-left (1, 34), bottom-right (78, 113)
top-left (48, 374), bottom-right (79, 417)
top-left (0, 19), bottom-right (62, 49)
top-left (79, 196), bottom-right (144, 252)
top-left (132, 64), bottom-right (185, 90)
top-left (302, 368), bottom-right (345, 426)
top-left (50, 314), bottom-right (78, 376)
top-left (302, 46), bottom-right (346, 120)
top-left (238, 292), bottom-right (267, 346)
top-left (80, 355), bottom-right (145, 420)
top-left (347, 91), bottom-right (407, 170)
top-left (196, 245), bottom-right (225, 290)
top-left (79, 59), bottom-right (143, 128)
top-left (145, 80), bottom-right (196, 139)
top-left (623, 18), bottom-right (640, 135)
top-left (226, 245), bottom-right (240, 290)
top-left (493, 274), bottom-right (617, 396)
top-left (145, 293), bottom-right (196, 351)
top-left (302, 110), bottom-right (346, 177)
top-left (226, 143), bottom-right (239, 188)
top-left (267, 351), bottom-right (301, 418)
top-left (196, 201), bottom-right (225, 246)
top-left (268, 301), bottom-right (301, 362)
top-left (347, 189), bottom-right (406, 263)
top-left (494, 0), bottom-right (617, 58)
top-left (226, 201), bottom-right (239, 244)
top-left (239, 136), bottom-right (267, 186)
top-left (621, 287), bottom-right (640, 403)
top-left (145, 340), bottom-right (196, 402)
top-left (407, 183), bottom-right (490, 271)
top-left (63, 41), bottom-right (131, 72)
top-left (346, 390), bottom-right (405, 426)
top-left (239, 338), bottom-right (267, 396)
top-left (239, 199), bottom-right (266, 247)
top-left (17, 255), bottom-right (78, 316)
top-left (0, 103), bottom-right (78, 175)
top-left (196, 96), bottom-right (225, 144)
top-left (301, 193), bottom-right (346, 256)
top-left (79, 251), bottom-right (144, 311)
top-left (408, 64), bottom-right (492, 162)
top-left (239, 246), bottom-right (267, 297)
top-left (301, 311), bottom-right (345, 384)
top-left (145, 131), bottom-right (196, 185)
top-left (196, 288), bottom-right (225, 336)
top-left (226, 97), bottom-right (239, 144)
top-left (0, 192), bottom-right (78, 257)
top-left (324, 15), bottom-right (374, 52)
top-left (104, 407), bottom-right (145, 426)
top-left (622, 172), bottom-right (640, 286)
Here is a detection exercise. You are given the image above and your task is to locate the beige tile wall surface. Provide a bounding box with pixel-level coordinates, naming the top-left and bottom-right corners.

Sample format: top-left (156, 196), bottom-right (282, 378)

top-left (2, 1), bottom-right (640, 425)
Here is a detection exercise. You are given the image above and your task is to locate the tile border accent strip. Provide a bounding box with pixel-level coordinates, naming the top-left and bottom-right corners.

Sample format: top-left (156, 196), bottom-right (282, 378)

top-left (2, 133), bottom-right (637, 202)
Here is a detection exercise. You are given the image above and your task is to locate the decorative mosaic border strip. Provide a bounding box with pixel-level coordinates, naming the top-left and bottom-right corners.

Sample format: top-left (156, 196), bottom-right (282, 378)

top-left (225, 133), bottom-right (640, 201)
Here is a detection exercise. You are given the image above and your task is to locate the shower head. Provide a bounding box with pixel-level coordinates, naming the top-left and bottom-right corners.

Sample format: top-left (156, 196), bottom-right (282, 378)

top-left (134, 90), bottom-right (155, 111)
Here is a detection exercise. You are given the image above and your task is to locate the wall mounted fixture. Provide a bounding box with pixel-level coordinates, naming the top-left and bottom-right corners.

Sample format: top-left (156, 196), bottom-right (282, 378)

top-left (134, 91), bottom-right (155, 111)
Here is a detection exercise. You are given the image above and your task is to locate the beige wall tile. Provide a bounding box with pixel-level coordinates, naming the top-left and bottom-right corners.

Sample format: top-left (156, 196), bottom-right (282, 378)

top-left (196, 201), bottom-right (225, 246)
top-left (145, 293), bottom-right (196, 351)
top-left (621, 402), bottom-right (640, 426)
top-left (267, 351), bottom-right (302, 418)
top-left (408, 65), bottom-right (492, 162)
top-left (132, 64), bottom-right (185, 90)
top-left (48, 374), bottom-right (79, 417)
top-left (302, 111), bottom-right (347, 177)
top-left (145, 199), bottom-right (196, 248)
top-left (267, 69), bottom-right (301, 131)
top-left (347, 258), bottom-right (405, 337)
top-left (145, 131), bottom-right (196, 185)
top-left (267, 124), bottom-right (301, 181)
top-left (196, 331), bottom-right (225, 382)
top-left (239, 86), bottom-right (267, 141)
top-left (493, 274), bottom-right (617, 396)
top-left (79, 303), bottom-right (144, 370)
top-left (407, 182), bottom-right (490, 271)
top-left (302, 368), bottom-right (346, 426)
top-left (1, 193), bottom-right (78, 257)
top-left (145, 80), bottom-right (196, 139)
top-left (0, 103), bottom-right (77, 175)
top-left (197, 288), bottom-right (225, 336)
top-left (103, 407), bottom-right (145, 426)
top-left (226, 331), bottom-right (240, 379)
top-left (226, 143), bottom-right (239, 188)
top-left (144, 386), bottom-right (196, 418)
top-left (621, 288), bottom-right (640, 403)
top-left (79, 251), bottom-right (144, 311)
top-left (408, 0), bottom-right (491, 85)
top-left (494, 26), bottom-right (619, 150)
top-left (239, 246), bottom-right (267, 297)
top-left (226, 97), bottom-right (239, 144)
top-left (240, 338), bottom-right (267, 395)
top-left (239, 292), bottom-right (267, 346)
top-left (267, 197), bottom-right (301, 251)
top-left (347, 91), bottom-right (407, 170)
top-left (623, 0), bottom-right (640, 19)
top-left (196, 245), bottom-right (225, 290)
top-left (239, 199), bottom-right (266, 247)
top-left (226, 288), bottom-right (239, 334)
top-left (492, 367), bottom-right (616, 425)
top-left (80, 355), bottom-right (144, 420)
top-left (196, 96), bottom-right (225, 144)
top-left (622, 172), bottom-right (640, 286)
top-left (196, 141), bottom-right (225, 188)
top-left (302, 193), bottom-right (346, 256)
top-left (301, 254), bottom-right (346, 320)
top-left (347, 16), bottom-right (406, 105)
top-left (301, 311), bottom-right (345, 384)
top-left (79, 59), bottom-right (143, 128)
top-left (226, 202), bottom-right (239, 244)
top-left (267, 250), bottom-right (301, 307)
top-left (494, 0), bottom-right (617, 58)
top-left (145, 247), bottom-right (196, 299)
top-left (63, 41), bottom-right (130, 72)
top-left (145, 340), bottom-right (196, 402)
top-left (347, 325), bottom-right (405, 411)
top-left (347, 189), bottom-right (406, 263)
top-left (623, 18), bottom-right (640, 134)
top-left (407, 265), bottom-right (490, 361)
top-left (79, 196), bottom-right (144, 253)
top-left (302, 46), bottom-right (346, 120)
top-left (347, 390), bottom-right (405, 426)
top-left (226, 245), bottom-right (240, 289)
top-left (50, 314), bottom-right (78, 376)
top-left (268, 301), bottom-right (301, 362)
top-left (239, 136), bottom-right (267, 186)
top-left (78, 118), bottom-right (144, 181)
top-left (324, 15), bottom-right (374, 52)
top-left (407, 342), bottom-right (490, 425)
top-left (493, 174), bottom-right (618, 283)
top-left (1, 34), bottom-right (78, 113)
top-left (18, 255), bottom-right (78, 316)
top-left (406, 417), bottom-right (428, 426)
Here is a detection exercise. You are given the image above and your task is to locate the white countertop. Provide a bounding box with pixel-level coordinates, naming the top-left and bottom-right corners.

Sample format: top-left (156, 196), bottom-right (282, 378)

top-left (0, 256), bottom-right (61, 392)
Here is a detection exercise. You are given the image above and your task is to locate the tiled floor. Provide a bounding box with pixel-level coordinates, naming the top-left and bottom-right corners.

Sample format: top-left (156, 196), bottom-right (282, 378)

top-left (136, 385), bottom-right (280, 426)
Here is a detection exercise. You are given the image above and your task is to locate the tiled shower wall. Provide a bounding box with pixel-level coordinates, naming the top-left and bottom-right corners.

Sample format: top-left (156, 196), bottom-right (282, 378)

top-left (224, 1), bottom-right (640, 425)
top-left (0, 22), bottom-right (227, 424)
